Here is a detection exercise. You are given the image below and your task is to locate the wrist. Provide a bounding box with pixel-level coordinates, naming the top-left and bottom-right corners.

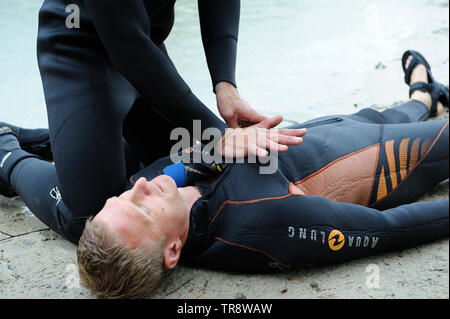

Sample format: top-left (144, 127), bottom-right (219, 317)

top-left (215, 81), bottom-right (239, 97)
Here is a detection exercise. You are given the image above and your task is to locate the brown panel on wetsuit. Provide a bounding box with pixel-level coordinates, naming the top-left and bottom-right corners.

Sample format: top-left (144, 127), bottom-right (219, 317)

top-left (295, 144), bottom-right (380, 206)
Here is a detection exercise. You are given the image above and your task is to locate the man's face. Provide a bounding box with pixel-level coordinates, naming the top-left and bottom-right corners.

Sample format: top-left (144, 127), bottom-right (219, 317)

top-left (94, 175), bottom-right (188, 249)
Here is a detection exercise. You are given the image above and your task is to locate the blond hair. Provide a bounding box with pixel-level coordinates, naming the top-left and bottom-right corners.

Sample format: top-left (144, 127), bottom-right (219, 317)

top-left (77, 217), bottom-right (167, 299)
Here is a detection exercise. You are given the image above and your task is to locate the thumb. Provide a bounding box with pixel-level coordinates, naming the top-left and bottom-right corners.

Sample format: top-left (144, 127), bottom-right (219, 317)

top-left (226, 115), bottom-right (240, 128)
top-left (239, 107), bottom-right (267, 123)
top-left (256, 115), bottom-right (283, 129)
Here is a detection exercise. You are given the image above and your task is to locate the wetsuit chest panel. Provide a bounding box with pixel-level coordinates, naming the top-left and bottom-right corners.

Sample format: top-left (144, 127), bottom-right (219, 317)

top-left (295, 143), bottom-right (380, 206)
top-left (208, 163), bottom-right (291, 204)
top-left (279, 117), bottom-right (381, 182)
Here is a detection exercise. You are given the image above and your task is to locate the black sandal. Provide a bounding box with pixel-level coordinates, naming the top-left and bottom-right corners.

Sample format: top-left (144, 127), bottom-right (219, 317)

top-left (402, 50), bottom-right (449, 117)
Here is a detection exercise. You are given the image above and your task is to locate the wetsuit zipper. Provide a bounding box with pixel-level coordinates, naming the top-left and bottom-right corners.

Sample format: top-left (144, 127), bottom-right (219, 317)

top-left (301, 117), bottom-right (343, 128)
top-left (207, 162), bottom-right (236, 197)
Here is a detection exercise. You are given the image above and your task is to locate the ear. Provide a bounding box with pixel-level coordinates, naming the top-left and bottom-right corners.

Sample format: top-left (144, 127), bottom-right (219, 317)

top-left (163, 239), bottom-right (182, 270)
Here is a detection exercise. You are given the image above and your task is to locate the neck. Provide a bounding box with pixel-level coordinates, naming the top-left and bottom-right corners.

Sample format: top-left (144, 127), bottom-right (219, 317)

top-left (179, 185), bottom-right (202, 209)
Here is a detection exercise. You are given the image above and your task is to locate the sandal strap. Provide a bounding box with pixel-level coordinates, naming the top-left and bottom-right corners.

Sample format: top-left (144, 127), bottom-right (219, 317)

top-left (403, 58), bottom-right (420, 85)
top-left (402, 50), bottom-right (432, 85)
top-left (438, 85), bottom-right (449, 108)
top-left (409, 82), bottom-right (433, 97)
top-left (409, 82), bottom-right (438, 117)
top-left (430, 83), bottom-right (449, 117)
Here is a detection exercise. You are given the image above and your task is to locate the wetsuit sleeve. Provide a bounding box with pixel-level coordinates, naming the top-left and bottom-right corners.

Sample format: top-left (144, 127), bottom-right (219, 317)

top-left (82, 0), bottom-right (226, 136)
top-left (198, 0), bottom-right (240, 91)
top-left (194, 195), bottom-right (448, 273)
top-left (274, 196), bottom-right (449, 268)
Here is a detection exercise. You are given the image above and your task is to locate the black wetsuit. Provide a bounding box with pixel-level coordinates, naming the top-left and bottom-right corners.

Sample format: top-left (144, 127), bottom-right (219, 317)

top-left (131, 101), bottom-right (449, 272)
top-left (15, 0), bottom-right (238, 242)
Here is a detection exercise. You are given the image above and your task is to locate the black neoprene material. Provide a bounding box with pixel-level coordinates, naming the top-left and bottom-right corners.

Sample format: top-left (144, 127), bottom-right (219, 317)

top-left (32, 0), bottom-right (233, 238)
top-left (67, 0), bottom-right (238, 96)
top-left (38, 0), bottom-right (233, 143)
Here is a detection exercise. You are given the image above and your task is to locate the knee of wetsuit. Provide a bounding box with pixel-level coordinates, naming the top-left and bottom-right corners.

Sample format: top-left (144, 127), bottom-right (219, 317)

top-left (355, 108), bottom-right (395, 124)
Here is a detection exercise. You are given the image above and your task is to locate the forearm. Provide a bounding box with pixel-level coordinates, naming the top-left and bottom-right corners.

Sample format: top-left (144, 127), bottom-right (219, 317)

top-left (198, 0), bottom-right (240, 90)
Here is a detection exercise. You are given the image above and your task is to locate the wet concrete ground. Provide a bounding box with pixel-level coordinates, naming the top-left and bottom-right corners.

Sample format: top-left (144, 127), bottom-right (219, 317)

top-left (0, 0), bottom-right (449, 299)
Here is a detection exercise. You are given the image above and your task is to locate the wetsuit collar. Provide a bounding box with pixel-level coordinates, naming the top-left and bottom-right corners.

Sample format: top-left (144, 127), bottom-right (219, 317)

top-left (180, 183), bottom-right (211, 259)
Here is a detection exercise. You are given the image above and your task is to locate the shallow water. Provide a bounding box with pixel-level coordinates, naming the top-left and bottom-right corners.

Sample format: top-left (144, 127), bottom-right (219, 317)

top-left (0, 0), bottom-right (448, 128)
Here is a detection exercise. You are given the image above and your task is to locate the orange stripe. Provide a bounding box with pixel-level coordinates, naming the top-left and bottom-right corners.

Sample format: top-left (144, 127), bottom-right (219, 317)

top-left (385, 140), bottom-right (398, 189)
top-left (399, 138), bottom-right (410, 180)
top-left (420, 138), bottom-right (432, 159)
top-left (377, 166), bottom-right (387, 201)
top-left (210, 193), bottom-right (293, 225)
top-left (409, 138), bottom-right (421, 171)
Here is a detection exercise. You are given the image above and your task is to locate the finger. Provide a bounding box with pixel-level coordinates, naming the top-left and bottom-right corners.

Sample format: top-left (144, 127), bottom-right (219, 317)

top-left (263, 138), bottom-right (289, 153)
top-left (226, 115), bottom-right (240, 129)
top-left (240, 107), bottom-right (268, 124)
top-left (271, 134), bottom-right (304, 146)
top-left (276, 128), bottom-right (308, 137)
top-left (253, 130), bottom-right (288, 153)
top-left (238, 119), bottom-right (259, 128)
top-left (248, 143), bottom-right (269, 158)
top-left (256, 115), bottom-right (283, 129)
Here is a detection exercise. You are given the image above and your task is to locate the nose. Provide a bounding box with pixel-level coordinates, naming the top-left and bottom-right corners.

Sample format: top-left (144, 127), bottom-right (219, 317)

top-left (131, 177), bottom-right (151, 198)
